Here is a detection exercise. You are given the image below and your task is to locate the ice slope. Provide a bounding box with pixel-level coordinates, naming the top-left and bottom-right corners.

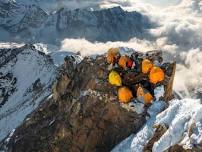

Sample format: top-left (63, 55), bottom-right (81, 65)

top-left (0, 44), bottom-right (56, 141)
top-left (152, 99), bottom-right (202, 152)
top-left (112, 98), bottom-right (202, 152)
top-left (0, 42), bottom-right (84, 142)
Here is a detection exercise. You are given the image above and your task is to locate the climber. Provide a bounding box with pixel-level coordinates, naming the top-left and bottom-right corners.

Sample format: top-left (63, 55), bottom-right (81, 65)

top-left (141, 59), bottom-right (153, 74)
top-left (136, 85), bottom-right (153, 105)
top-left (108, 70), bottom-right (122, 86)
top-left (107, 48), bottom-right (120, 64)
top-left (118, 86), bottom-right (133, 103)
top-left (149, 66), bottom-right (165, 84)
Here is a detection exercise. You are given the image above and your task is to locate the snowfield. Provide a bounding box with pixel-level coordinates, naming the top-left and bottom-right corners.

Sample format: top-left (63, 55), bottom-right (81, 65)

top-left (0, 44), bottom-right (57, 141)
top-left (112, 98), bottom-right (202, 152)
top-left (0, 43), bottom-right (83, 142)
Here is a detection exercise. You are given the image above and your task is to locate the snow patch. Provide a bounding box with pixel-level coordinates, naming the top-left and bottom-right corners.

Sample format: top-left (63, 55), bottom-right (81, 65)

top-left (154, 86), bottom-right (165, 101)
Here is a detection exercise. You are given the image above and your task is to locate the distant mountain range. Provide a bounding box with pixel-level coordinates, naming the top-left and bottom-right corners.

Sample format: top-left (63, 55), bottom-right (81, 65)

top-left (0, 0), bottom-right (152, 43)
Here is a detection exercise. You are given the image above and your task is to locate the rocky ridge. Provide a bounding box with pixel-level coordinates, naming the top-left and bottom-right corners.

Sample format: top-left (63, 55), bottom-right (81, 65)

top-left (0, 50), bottom-right (176, 152)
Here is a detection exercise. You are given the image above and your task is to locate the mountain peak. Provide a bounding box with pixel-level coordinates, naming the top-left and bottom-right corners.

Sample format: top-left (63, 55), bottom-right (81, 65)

top-left (1, 50), bottom-right (176, 152)
top-left (106, 6), bottom-right (124, 13)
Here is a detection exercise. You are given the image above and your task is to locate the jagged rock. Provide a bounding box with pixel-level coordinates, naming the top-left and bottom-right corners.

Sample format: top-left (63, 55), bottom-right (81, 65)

top-left (1, 52), bottom-right (176, 152)
top-left (143, 124), bottom-right (168, 152)
top-left (162, 62), bottom-right (176, 101)
top-left (53, 56), bottom-right (77, 101)
top-left (1, 55), bottom-right (146, 152)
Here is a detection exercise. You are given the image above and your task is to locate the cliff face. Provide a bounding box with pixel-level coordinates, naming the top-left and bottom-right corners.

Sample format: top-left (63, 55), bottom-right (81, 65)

top-left (1, 55), bottom-right (146, 152)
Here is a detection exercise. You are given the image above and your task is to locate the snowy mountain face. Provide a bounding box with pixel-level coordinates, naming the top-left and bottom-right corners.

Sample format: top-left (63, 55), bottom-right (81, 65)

top-left (0, 1), bottom-right (26, 28)
top-left (0, 44), bottom-right (57, 141)
top-left (0, 1), bottom-right (48, 41)
top-left (55, 6), bottom-right (150, 42)
top-left (112, 98), bottom-right (202, 152)
top-left (0, 0), bottom-right (151, 43)
top-left (14, 0), bottom-right (102, 12)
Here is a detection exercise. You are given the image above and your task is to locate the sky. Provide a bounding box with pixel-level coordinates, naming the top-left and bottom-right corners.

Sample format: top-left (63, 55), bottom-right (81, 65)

top-left (142, 0), bottom-right (181, 7)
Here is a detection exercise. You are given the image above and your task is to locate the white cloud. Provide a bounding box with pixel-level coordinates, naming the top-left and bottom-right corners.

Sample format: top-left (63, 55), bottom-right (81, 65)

top-left (174, 49), bottom-right (202, 97)
top-left (61, 38), bottom-right (156, 56)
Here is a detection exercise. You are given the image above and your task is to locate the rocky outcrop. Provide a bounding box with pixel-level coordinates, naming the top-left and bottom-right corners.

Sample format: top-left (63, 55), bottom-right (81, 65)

top-left (1, 50), bottom-right (177, 152)
top-left (1, 55), bottom-right (146, 152)
top-left (162, 62), bottom-right (176, 101)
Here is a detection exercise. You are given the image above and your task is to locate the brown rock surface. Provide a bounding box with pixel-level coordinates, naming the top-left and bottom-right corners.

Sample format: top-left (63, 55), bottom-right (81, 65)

top-left (1, 55), bottom-right (146, 152)
top-left (162, 62), bottom-right (176, 101)
top-left (1, 53), bottom-right (176, 152)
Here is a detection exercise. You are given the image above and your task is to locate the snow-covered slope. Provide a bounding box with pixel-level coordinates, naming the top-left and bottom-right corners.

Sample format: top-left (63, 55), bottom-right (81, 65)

top-left (112, 98), bottom-right (202, 152)
top-left (0, 0), bottom-right (151, 43)
top-left (152, 99), bottom-right (202, 151)
top-left (0, 44), bottom-right (57, 141)
top-left (112, 101), bottom-right (166, 152)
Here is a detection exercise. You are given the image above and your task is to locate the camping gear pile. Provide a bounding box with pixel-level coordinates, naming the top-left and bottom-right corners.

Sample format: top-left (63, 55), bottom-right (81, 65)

top-left (107, 48), bottom-right (168, 107)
